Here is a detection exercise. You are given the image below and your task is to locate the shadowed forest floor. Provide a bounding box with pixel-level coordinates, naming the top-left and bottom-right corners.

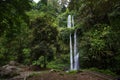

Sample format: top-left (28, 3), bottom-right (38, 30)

top-left (0, 62), bottom-right (117, 80)
top-left (26, 70), bottom-right (116, 80)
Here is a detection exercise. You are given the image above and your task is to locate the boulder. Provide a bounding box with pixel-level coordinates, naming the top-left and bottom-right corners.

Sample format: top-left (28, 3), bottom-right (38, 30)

top-left (49, 69), bottom-right (59, 72)
top-left (9, 61), bottom-right (19, 66)
top-left (0, 61), bottom-right (24, 79)
top-left (0, 65), bottom-right (20, 78)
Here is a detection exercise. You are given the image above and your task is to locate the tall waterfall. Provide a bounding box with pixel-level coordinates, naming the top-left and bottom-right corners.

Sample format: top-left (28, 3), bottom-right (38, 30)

top-left (74, 30), bottom-right (79, 70)
top-left (67, 15), bottom-right (79, 71)
top-left (67, 15), bottom-right (73, 70)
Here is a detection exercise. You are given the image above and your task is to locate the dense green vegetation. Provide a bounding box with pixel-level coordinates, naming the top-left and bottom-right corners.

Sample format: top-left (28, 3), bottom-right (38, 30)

top-left (0, 0), bottom-right (120, 75)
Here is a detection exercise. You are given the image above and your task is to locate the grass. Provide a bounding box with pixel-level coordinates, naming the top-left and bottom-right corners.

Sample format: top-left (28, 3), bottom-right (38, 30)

top-left (86, 68), bottom-right (117, 76)
top-left (66, 70), bottom-right (83, 74)
top-left (26, 71), bottom-right (48, 79)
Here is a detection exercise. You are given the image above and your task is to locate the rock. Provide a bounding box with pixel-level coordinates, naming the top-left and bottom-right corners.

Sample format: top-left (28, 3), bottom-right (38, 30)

top-left (9, 61), bottom-right (19, 66)
top-left (0, 65), bottom-right (21, 78)
top-left (49, 69), bottom-right (59, 72)
top-left (0, 61), bottom-right (24, 79)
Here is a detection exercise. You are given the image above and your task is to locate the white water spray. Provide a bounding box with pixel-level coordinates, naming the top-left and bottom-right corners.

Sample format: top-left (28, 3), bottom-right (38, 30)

top-left (68, 15), bottom-right (73, 70)
top-left (67, 15), bottom-right (79, 71)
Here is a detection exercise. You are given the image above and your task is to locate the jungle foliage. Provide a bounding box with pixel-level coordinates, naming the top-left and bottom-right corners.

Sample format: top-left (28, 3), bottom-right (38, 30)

top-left (0, 0), bottom-right (120, 74)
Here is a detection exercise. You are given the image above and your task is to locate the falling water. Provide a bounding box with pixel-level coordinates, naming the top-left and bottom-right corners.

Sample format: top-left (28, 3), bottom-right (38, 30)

top-left (68, 15), bottom-right (73, 70)
top-left (70, 33), bottom-right (73, 70)
top-left (74, 30), bottom-right (77, 70)
top-left (67, 15), bottom-right (71, 28)
top-left (67, 15), bottom-right (79, 71)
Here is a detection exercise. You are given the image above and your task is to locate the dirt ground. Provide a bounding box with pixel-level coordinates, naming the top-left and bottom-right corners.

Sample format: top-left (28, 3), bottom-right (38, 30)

top-left (27, 71), bottom-right (116, 80)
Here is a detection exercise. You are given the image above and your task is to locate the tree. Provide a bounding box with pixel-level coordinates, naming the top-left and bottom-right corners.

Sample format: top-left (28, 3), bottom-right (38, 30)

top-left (0, 0), bottom-right (31, 34)
top-left (0, 0), bottom-right (32, 65)
top-left (30, 14), bottom-right (58, 68)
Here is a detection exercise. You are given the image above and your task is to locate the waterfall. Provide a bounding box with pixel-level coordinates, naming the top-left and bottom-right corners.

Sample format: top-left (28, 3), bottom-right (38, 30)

top-left (68, 15), bottom-right (73, 70)
top-left (67, 15), bottom-right (71, 28)
top-left (70, 33), bottom-right (73, 70)
top-left (67, 15), bottom-right (79, 71)
top-left (74, 30), bottom-right (77, 70)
